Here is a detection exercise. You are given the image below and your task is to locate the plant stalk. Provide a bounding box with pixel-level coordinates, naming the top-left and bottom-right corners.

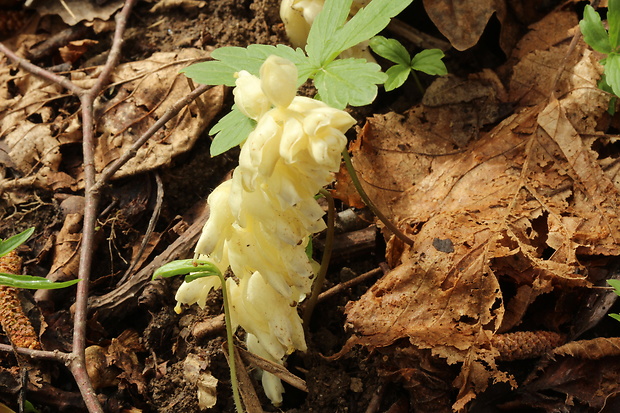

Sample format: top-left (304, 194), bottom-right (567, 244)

top-left (303, 188), bottom-right (336, 326)
top-left (219, 273), bottom-right (244, 413)
top-left (341, 150), bottom-right (413, 246)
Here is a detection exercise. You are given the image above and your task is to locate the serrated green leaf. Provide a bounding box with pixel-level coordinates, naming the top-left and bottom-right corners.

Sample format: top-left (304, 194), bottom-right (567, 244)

top-left (410, 49), bottom-right (448, 76)
top-left (326, 0), bottom-right (414, 62)
top-left (153, 259), bottom-right (222, 280)
top-left (384, 64), bottom-right (410, 91)
top-left (580, 5), bottom-right (612, 54)
top-left (369, 36), bottom-right (411, 66)
top-left (605, 53), bottom-right (620, 96)
top-left (0, 227), bottom-right (34, 258)
top-left (182, 44), bottom-right (313, 87)
top-left (181, 60), bottom-right (239, 87)
top-left (609, 0), bottom-right (620, 49)
top-left (314, 58), bottom-right (387, 108)
top-left (306, 0), bottom-right (353, 65)
top-left (209, 106), bottom-right (256, 156)
top-left (0, 273), bottom-right (80, 289)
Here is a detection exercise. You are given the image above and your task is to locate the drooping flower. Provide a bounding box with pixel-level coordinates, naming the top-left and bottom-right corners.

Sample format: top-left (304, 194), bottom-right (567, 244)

top-left (175, 54), bottom-right (355, 405)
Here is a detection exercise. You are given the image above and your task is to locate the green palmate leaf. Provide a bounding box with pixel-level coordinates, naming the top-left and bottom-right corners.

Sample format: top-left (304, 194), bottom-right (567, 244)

top-left (306, 0), bottom-right (353, 66)
top-left (327, 0), bottom-right (414, 63)
top-left (384, 64), bottom-right (411, 91)
top-left (182, 44), bottom-right (312, 87)
top-left (314, 58), bottom-right (387, 108)
top-left (0, 227), bottom-right (34, 258)
top-left (209, 106), bottom-right (256, 156)
top-left (410, 48), bottom-right (448, 76)
top-left (0, 273), bottom-right (80, 289)
top-left (369, 35), bottom-right (411, 66)
top-left (153, 259), bottom-right (222, 280)
top-left (580, 5), bottom-right (612, 54)
top-left (605, 53), bottom-right (620, 97)
top-left (609, 0), bottom-right (620, 49)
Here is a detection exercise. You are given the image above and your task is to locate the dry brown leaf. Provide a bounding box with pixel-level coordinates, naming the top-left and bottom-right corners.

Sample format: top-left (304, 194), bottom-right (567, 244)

top-left (500, 339), bottom-right (620, 411)
top-left (343, 34), bottom-right (616, 410)
top-left (0, 48), bottom-right (223, 197)
top-left (87, 48), bottom-right (224, 179)
top-left (423, 0), bottom-right (498, 51)
top-left (28, 0), bottom-right (124, 26)
top-left (552, 336), bottom-right (620, 359)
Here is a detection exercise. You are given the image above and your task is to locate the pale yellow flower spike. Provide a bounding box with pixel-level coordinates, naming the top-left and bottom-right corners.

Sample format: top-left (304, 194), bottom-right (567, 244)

top-left (175, 55), bottom-right (355, 405)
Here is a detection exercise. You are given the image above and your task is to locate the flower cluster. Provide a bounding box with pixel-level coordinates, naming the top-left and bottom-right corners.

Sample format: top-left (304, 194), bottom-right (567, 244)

top-left (175, 55), bottom-right (355, 404)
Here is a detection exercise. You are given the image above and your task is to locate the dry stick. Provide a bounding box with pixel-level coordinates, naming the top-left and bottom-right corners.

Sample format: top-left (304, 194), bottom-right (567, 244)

top-left (317, 265), bottom-right (385, 303)
top-left (0, 1), bottom-right (137, 412)
top-left (73, 4), bottom-right (136, 413)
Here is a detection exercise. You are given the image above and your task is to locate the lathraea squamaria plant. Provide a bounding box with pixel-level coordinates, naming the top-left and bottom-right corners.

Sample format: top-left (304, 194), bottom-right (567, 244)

top-left (174, 55), bottom-right (355, 404)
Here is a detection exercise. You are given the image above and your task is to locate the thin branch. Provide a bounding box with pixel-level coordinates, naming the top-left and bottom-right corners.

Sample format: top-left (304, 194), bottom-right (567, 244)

top-left (70, 3), bottom-right (137, 412)
top-left (0, 343), bottom-right (72, 363)
top-left (0, 43), bottom-right (84, 95)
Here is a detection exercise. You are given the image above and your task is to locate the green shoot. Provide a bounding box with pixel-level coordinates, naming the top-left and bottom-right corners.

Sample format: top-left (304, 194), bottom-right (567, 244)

top-left (608, 279), bottom-right (620, 322)
top-left (0, 228), bottom-right (81, 290)
top-left (153, 260), bottom-right (243, 413)
top-left (181, 0), bottom-right (414, 156)
top-left (0, 274), bottom-right (80, 289)
top-left (0, 227), bottom-right (34, 258)
top-left (580, 1), bottom-right (620, 112)
top-left (369, 35), bottom-right (447, 91)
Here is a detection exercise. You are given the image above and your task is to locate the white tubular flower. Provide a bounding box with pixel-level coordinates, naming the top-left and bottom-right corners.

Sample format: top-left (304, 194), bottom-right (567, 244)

top-left (177, 55), bottom-right (355, 405)
top-left (233, 70), bottom-right (270, 120)
top-left (228, 273), bottom-right (307, 360)
top-left (194, 180), bottom-right (235, 262)
top-left (260, 55), bottom-right (297, 108)
top-left (174, 255), bottom-right (229, 313)
top-left (246, 333), bottom-right (286, 406)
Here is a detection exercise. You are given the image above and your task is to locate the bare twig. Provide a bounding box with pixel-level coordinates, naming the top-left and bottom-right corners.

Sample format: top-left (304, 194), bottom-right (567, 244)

top-left (318, 265), bottom-right (386, 303)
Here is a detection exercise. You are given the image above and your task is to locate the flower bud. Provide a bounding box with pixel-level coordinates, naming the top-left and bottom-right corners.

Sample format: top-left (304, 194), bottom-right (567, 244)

top-left (260, 55), bottom-right (297, 108)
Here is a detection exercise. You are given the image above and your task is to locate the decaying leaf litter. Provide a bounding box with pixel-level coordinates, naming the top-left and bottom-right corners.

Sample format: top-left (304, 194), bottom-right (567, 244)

top-left (1, 0), bottom-right (620, 412)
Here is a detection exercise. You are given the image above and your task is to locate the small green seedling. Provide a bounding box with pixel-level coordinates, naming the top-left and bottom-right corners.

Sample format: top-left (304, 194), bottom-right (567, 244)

top-left (369, 35), bottom-right (447, 91)
top-left (608, 279), bottom-right (620, 322)
top-left (182, 0), bottom-right (414, 156)
top-left (0, 228), bottom-right (80, 290)
top-left (580, 0), bottom-right (620, 112)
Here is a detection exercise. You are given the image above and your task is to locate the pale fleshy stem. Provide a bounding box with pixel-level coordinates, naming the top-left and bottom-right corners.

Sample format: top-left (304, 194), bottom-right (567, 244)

top-left (218, 272), bottom-right (244, 413)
